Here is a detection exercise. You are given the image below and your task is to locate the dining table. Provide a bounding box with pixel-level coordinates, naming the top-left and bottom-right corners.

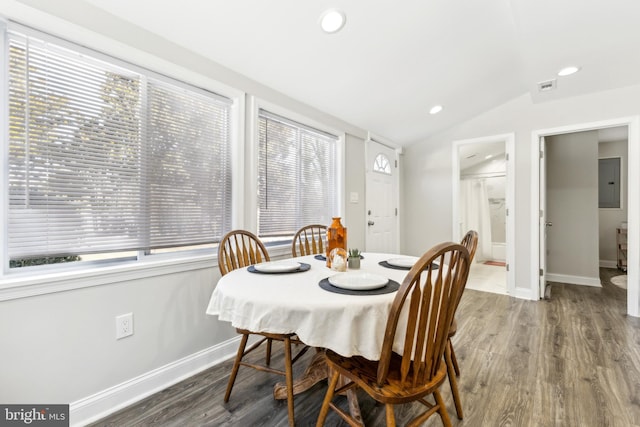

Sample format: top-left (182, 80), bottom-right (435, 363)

top-left (206, 251), bottom-right (421, 421)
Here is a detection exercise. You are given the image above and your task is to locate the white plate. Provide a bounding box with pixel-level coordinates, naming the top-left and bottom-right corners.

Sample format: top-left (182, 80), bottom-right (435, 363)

top-left (328, 272), bottom-right (389, 290)
top-left (253, 261), bottom-right (301, 273)
top-left (386, 257), bottom-right (419, 268)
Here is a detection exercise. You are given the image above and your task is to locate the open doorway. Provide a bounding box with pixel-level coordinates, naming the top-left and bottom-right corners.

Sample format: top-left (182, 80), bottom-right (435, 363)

top-left (452, 134), bottom-right (515, 295)
top-left (542, 129), bottom-right (628, 293)
top-left (532, 116), bottom-right (639, 317)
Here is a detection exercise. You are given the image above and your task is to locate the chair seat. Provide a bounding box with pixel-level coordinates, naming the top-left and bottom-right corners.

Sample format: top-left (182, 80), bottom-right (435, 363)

top-left (325, 349), bottom-right (448, 404)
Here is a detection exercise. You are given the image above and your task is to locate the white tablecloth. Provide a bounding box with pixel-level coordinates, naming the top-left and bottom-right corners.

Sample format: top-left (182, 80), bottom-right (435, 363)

top-left (206, 252), bottom-right (412, 360)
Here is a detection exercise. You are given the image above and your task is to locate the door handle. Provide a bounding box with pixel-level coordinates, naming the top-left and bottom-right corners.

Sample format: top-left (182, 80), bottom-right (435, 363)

top-left (367, 220), bottom-right (375, 226)
top-left (545, 222), bottom-right (553, 227)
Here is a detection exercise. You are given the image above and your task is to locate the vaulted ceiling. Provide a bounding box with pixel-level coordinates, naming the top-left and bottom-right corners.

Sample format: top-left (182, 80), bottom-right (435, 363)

top-left (29, 0), bottom-right (640, 145)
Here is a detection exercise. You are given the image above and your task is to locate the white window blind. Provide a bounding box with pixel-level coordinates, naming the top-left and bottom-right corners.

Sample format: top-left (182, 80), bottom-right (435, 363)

top-left (146, 80), bottom-right (232, 249)
top-left (258, 109), bottom-right (338, 238)
top-left (7, 28), bottom-right (232, 262)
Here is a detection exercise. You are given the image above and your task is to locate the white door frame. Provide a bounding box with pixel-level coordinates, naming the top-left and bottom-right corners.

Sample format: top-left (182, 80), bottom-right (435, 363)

top-left (530, 116), bottom-right (640, 317)
top-left (452, 133), bottom-right (516, 296)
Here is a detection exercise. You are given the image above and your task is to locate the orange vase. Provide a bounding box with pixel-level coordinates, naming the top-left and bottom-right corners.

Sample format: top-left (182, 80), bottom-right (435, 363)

top-left (326, 217), bottom-right (347, 268)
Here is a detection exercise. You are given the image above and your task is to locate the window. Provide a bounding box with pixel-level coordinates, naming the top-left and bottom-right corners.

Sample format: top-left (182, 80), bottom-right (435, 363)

top-left (373, 153), bottom-right (391, 174)
top-left (5, 25), bottom-right (233, 270)
top-left (257, 109), bottom-right (339, 241)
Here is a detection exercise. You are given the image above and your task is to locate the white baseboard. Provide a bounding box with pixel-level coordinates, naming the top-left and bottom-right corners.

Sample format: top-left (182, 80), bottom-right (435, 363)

top-left (70, 336), bottom-right (240, 427)
top-left (546, 273), bottom-right (602, 287)
top-left (599, 259), bottom-right (618, 269)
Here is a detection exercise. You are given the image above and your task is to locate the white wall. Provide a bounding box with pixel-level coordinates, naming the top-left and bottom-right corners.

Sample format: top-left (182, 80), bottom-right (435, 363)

top-left (599, 140), bottom-right (628, 266)
top-left (0, 266), bottom-right (228, 403)
top-left (344, 134), bottom-right (367, 250)
top-left (402, 84), bottom-right (640, 300)
top-left (546, 131), bottom-right (600, 284)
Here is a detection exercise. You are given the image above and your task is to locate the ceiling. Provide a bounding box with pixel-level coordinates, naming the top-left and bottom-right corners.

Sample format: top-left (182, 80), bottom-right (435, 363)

top-left (66, 1), bottom-right (640, 145)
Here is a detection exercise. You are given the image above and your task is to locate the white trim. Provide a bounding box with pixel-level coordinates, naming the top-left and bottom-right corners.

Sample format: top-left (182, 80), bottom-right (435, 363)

top-left (451, 133), bottom-right (516, 298)
top-left (628, 117), bottom-right (640, 316)
top-left (245, 96), bottom-right (260, 231)
top-left (546, 273), bottom-right (602, 288)
top-left (531, 116), bottom-right (639, 317)
top-left (70, 337), bottom-right (240, 427)
top-left (338, 133), bottom-right (346, 218)
top-left (0, 19), bottom-right (8, 277)
top-left (0, 253), bottom-right (215, 302)
top-left (531, 134), bottom-right (541, 299)
top-left (366, 131), bottom-right (400, 150)
top-left (230, 91), bottom-right (246, 231)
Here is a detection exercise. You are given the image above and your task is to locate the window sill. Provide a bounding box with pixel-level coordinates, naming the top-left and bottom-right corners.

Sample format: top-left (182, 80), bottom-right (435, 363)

top-left (0, 253), bottom-right (215, 302)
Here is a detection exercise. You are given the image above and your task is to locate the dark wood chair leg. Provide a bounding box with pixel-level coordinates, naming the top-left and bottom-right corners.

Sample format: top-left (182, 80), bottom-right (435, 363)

top-left (224, 333), bottom-right (249, 402)
top-left (445, 342), bottom-right (463, 419)
top-left (449, 340), bottom-right (460, 376)
top-left (266, 338), bottom-right (273, 365)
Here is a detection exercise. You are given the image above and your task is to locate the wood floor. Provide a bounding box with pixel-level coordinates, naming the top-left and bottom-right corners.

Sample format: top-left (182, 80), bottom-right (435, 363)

top-left (90, 268), bottom-right (639, 427)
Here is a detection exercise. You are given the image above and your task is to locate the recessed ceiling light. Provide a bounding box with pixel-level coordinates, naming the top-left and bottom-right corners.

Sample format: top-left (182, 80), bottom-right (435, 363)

top-left (319, 9), bottom-right (346, 34)
top-left (558, 66), bottom-right (580, 77)
top-left (429, 105), bottom-right (443, 115)
top-left (485, 154), bottom-right (493, 160)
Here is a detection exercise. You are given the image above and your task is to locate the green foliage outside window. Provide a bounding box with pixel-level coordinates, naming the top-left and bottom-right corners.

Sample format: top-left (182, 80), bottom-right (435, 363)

top-left (10, 256), bottom-right (81, 268)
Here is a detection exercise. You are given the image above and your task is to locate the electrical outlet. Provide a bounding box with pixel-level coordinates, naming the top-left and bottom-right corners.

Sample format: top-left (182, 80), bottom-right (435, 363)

top-left (116, 313), bottom-right (134, 339)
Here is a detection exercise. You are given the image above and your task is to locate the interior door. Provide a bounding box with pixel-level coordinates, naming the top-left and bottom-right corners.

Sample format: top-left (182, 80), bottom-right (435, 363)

top-left (365, 140), bottom-right (398, 253)
top-left (539, 136), bottom-right (548, 299)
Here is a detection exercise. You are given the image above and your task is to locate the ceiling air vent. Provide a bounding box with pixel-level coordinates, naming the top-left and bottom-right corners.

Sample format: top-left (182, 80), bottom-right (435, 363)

top-left (538, 79), bottom-right (557, 92)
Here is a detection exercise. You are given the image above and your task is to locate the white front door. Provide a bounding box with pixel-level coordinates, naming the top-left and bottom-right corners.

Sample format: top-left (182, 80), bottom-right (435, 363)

top-left (365, 140), bottom-right (398, 253)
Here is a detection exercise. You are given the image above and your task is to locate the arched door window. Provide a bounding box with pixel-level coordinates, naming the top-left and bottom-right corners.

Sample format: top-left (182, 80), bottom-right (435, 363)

top-left (373, 153), bottom-right (391, 175)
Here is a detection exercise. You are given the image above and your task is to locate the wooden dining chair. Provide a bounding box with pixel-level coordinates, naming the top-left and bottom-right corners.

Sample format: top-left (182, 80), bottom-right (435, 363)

top-left (316, 241), bottom-right (471, 427)
top-left (445, 229), bottom-right (478, 419)
top-left (291, 224), bottom-right (327, 257)
top-left (218, 229), bottom-right (308, 427)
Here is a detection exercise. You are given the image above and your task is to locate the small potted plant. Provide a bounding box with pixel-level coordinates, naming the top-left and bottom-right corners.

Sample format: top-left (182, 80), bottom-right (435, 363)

top-left (348, 248), bottom-right (361, 269)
